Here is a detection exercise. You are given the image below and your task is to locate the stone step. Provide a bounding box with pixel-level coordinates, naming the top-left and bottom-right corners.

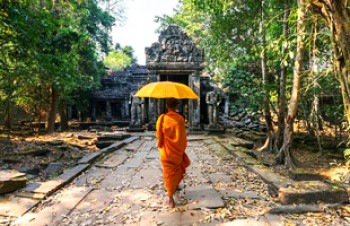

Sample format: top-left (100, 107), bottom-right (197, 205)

top-left (21, 164), bottom-right (89, 198)
top-left (0, 170), bottom-right (27, 194)
top-left (217, 139), bottom-right (350, 205)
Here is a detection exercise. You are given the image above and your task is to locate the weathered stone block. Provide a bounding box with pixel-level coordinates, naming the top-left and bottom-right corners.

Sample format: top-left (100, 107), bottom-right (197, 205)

top-left (0, 170), bottom-right (27, 194)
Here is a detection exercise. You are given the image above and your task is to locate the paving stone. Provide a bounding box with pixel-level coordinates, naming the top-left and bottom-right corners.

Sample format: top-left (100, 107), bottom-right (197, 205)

top-left (114, 148), bottom-right (132, 156)
top-left (100, 141), bottom-right (125, 154)
top-left (73, 167), bottom-right (110, 187)
top-left (140, 210), bottom-right (182, 226)
top-left (114, 165), bottom-right (136, 175)
top-left (123, 136), bottom-right (140, 144)
top-left (248, 165), bottom-right (292, 187)
top-left (186, 166), bottom-right (210, 184)
top-left (208, 173), bottom-right (233, 184)
top-left (59, 164), bottom-right (90, 182)
top-left (133, 149), bottom-right (149, 159)
top-left (15, 186), bottom-right (92, 226)
top-left (78, 152), bottom-right (102, 164)
top-left (140, 140), bottom-right (155, 152)
top-left (100, 173), bottom-right (131, 190)
top-left (147, 150), bottom-right (159, 159)
top-left (67, 189), bottom-right (133, 225)
top-left (219, 217), bottom-right (270, 226)
top-left (73, 189), bottom-right (117, 212)
top-left (130, 166), bottom-right (162, 189)
top-left (188, 136), bottom-right (207, 141)
top-left (23, 180), bottom-right (63, 195)
top-left (263, 214), bottom-right (284, 226)
top-left (185, 184), bottom-right (225, 209)
top-left (125, 139), bottom-right (143, 151)
top-left (24, 164), bottom-right (89, 196)
top-left (0, 197), bottom-right (39, 217)
top-left (220, 190), bottom-right (263, 200)
top-left (123, 158), bottom-right (144, 169)
top-left (97, 154), bottom-right (128, 168)
top-left (181, 210), bottom-right (221, 226)
top-left (116, 189), bottom-right (156, 207)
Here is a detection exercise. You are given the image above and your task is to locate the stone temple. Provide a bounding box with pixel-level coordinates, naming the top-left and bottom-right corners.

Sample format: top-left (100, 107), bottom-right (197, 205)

top-left (90, 26), bottom-right (226, 131)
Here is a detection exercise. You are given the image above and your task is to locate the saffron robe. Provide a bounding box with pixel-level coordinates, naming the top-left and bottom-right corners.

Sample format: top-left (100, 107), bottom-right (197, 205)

top-left (156, 110), bottom-right (190, 197)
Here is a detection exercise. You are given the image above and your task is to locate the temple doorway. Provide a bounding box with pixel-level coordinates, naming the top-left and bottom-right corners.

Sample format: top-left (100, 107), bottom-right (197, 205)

top-left (159, 74), bottom-right (189, 122)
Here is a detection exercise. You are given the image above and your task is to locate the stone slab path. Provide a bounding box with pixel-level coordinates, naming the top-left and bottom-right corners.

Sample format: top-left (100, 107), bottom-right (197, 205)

top-left (1, 134), bottom-right (348, 225)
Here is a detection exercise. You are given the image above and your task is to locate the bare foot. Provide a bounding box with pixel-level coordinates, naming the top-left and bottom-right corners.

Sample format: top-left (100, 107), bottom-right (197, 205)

top-left (166, 196), bottom-right (175, 208)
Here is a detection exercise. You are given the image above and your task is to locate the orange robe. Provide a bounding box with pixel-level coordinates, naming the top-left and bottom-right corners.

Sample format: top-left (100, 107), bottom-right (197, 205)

top-left (156, 110), bottom-right (190, 197)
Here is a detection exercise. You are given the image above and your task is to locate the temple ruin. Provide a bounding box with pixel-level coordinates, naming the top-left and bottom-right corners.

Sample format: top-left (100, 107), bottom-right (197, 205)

top-left (91, 26), bottom-right (223, 131)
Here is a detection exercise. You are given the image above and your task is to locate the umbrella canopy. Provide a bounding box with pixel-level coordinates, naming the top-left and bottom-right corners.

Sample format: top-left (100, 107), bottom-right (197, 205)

top-left (134, 81), bottom-right (198, 99)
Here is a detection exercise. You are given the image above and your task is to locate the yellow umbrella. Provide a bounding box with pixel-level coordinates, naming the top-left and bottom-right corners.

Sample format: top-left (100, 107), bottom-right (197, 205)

top-left (134, 81), bottom-right (198, 99)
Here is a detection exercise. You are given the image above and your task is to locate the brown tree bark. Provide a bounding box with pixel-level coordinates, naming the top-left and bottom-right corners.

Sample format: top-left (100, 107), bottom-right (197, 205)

top-left (257, 0), bottom-right (274, 152)
top-left (277, 0), bottom-right (309, 168)
top-left (59, 104), bottom-right (69, 131)
top-left (273, 0), bottom-right (290, 152)
top-left (46, 85), bottom-right (59, 133)
top-left (311, 0), bottom-right (350, 129)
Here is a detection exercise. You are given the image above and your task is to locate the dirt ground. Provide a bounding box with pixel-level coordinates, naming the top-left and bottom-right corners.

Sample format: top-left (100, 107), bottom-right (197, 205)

top-left (0, 129), bottom-right (348, 185)
top-left (0, 132), bottom-right (99, 183)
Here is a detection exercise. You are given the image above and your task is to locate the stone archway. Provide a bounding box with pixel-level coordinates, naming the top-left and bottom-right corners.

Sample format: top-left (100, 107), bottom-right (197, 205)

top-left (145, 26), bottom-right (204, 131)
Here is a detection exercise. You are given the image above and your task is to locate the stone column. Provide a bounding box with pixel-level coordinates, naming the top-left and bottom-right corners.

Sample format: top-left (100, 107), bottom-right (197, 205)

top-left (141, 98), bottom-right (146, 124)
top-left (189, 71), bottom-right (201, 131)
top-left (106, 100), bottom-right (112, 121)
top-left (224, 94), bottom-right (229, 116)
top-left (148, 71), bottom-right (158, 130)
top-left (123, 98), bottom-right (129, 119)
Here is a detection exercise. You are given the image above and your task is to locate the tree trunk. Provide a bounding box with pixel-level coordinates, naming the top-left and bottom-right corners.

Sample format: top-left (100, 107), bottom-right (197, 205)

top-left (258, 0), bottom-right (274, 152)
top-left (308, 18), bottom-right (323, 153)
top-left (5, 95), bottom-right (11, 140)
top-left (311, 1), bottom-right (350, 129)
top-left (59, 103), bottom-right (69, 131)
top-left (277, 0), bottom-right (308, 168)
top-left (46, 85), bottom-right (59, 133)
top-left (274, 0), bottom-right (290, 152)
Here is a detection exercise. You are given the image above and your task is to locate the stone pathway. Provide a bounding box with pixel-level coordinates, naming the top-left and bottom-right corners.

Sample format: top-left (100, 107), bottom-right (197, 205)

top-left (1, 134), bottom-right (349, 225)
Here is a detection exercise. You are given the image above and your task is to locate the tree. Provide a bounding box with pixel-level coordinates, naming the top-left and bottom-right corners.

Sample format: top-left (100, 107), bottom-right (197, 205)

top-left (310, 1), bottom-right (350, 130)
top-left (277, 0), bottom-right (309, 168)
top-left (104, 43), bottom-right (137, 70)
top-left (0, 0), bottom-right (117, 133)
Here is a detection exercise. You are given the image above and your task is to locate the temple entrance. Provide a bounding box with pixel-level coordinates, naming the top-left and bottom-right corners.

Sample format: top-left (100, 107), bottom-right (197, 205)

top-left (145, 26), bottom-right (204, 130)
top-left (111, 102), bottom-right (122, 119)
top-left (159, 74), bottom-right (189, 122)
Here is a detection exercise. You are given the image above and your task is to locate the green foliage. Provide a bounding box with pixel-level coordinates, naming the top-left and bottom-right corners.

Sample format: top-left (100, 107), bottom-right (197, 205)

top-left (104, 43), bottom-right (137, 70)
top-left (344, 148), bottom-right (350, 165)
top-left (104, 50), bottom-right (132, 70)
top-left (0, 0), bottom-right (119, 127)
top-left (224, 59), bottom-right (263, 113)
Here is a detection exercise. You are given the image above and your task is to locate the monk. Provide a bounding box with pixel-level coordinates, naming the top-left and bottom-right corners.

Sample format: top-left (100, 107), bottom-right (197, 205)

top-left (156, 98), bottom-right (190, 208)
